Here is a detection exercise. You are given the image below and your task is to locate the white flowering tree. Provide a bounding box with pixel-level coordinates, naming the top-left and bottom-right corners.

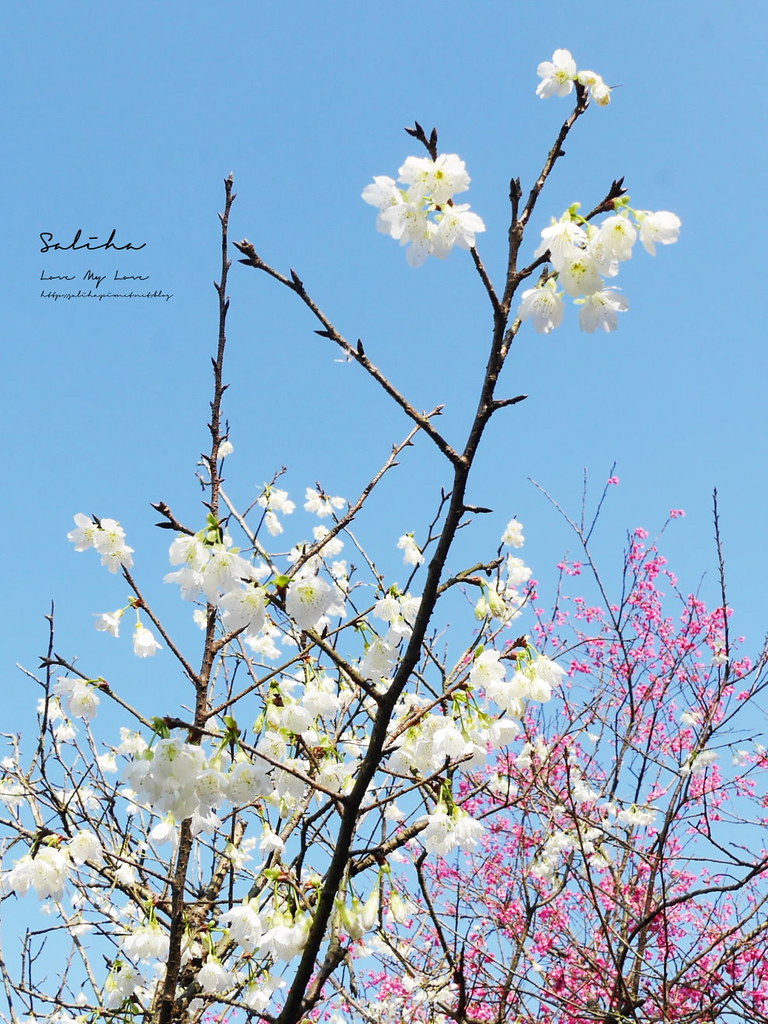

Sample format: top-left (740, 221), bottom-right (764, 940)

top-left (7, 50), bottom-right (762, 1024)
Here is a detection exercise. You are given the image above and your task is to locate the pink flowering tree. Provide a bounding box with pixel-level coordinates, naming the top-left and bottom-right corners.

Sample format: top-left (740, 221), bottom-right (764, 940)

top-left (354, 497), bottom-right (768, 1024)
top-left (2, 49), bottom-right (757, 1024)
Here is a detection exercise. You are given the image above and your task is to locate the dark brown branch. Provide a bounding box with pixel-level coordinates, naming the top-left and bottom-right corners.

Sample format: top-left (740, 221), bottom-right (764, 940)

top-left (156, 175), bottom-right (237, 1024)
top-left (121, 567), bottom-right (200, 685)
top-left (490, 394), bottom-right (528, 411)
top-left (234, 240), bottom-right (461, 467)
top-left (470, 245), bottom-right (501, 314)
top-left (404, 121), bottom-right (438, 160)
top-left (519, 84), bottom-right (590, 231)
top-left (150, 500), bottom-right (195, 535)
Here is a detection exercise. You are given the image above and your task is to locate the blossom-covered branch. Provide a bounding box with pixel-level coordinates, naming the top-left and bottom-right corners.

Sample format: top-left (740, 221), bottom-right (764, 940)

top-left (3, 51), bottom-right (757, 1024)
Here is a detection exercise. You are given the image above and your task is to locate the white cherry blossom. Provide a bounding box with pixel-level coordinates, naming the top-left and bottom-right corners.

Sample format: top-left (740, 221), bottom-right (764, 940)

top-left (67, 831), bottom-right (103, 866)
top-left (469, 648), bottom-right (506, 691)
top-left (361, 175), bottom-right (404, 233)
top-left (364, 152), bottom-right (484, 264)
top-left (636, 210), bottom-right (682, 255)
top-left (4, 846), bottom-right (71, 901)
top-left (502, 519), bottom-right (525, 547)
top-left (432, 205), bottom-right (486, 257)
top-left (596, 214), bottom-right (637, 261)
top-left (219, 898), bottom-right (263, 951)
top-left (92, 518), bottom-right (134, 573)
top-left (304, 487), bottom-right (346, 518)
top-left (197, 957), bottom-right (235, 994)
top-left (133, 624), bottom-right (161, 658)
top-left (339, 889), bottom-right (379, 940)
top-left (168, 534), bottom-right (209, 571)
top-left (285, 573), bottom-right (338, 630)
top-left (104, 962), bottom-right (143, 1009)
top-left (398, 153), bottom-right (471, 205)
top-left (397, 533), bottom-right (424, 566)
top-left (578, 69), bottom-right (612, 105)
top-left (67, 513), bottom-right (100, 551)
top-left (121, 920), bottom-right (169, 961)
top-left (534, 219), bottom-right (587, 269)
top-left (536, 49), bottom-right (577, 98)
top-left (360, 636), bottom-right (398, 682)
top-left (518, 278), bottom-right (565, 334)
top-left (53, 677), bottom-right (101, 721)
top-left (93, 609), bottom-right (122, 636)
top-left (218, 584), bottom-right (267, 636)
top-left (559, 254), bottom-right (603, 296)
top-left (578, 288), bottom-right (629, 332)
top-left (260, 909), bottom-right (311, 960)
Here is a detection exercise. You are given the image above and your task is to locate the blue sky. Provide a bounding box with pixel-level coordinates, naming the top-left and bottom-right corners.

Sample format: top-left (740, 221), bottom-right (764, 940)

top-left (3, 1), bottom-right (767, 716)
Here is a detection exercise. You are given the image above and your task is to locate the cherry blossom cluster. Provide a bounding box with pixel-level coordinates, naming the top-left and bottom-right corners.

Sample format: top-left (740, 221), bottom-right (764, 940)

top-left (55, 509), bottom-right (552, 892)
top-left (67, 514), bottom-right (164, 658)
top-left (518, 203), bottom-right (681, 334)
top-left (362, 153), bottom-right (485, 266)
top-left (3, 527), bottom-right (563, 1016)
top-left (67, 490), bottom-right (353, 667)
top-left (7, 495), bottom-right (767, 1023)
top-left (536, 48), bottom-right (612, 106)
top-left (107, 897), bottom-right (307, 1009)
top-left (60, 504), bottom-right (557, 843)
top-left (4, 830), bottom-right (102, 901)
top-left (163, 489), bottom-right (349, 644)
top-left (67, 513), bottom-right (134, 573)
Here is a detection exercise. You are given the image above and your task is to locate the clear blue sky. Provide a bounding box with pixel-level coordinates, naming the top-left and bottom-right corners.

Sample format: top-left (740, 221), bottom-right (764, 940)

top-left (3, 2), bottom-right (767, 713)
